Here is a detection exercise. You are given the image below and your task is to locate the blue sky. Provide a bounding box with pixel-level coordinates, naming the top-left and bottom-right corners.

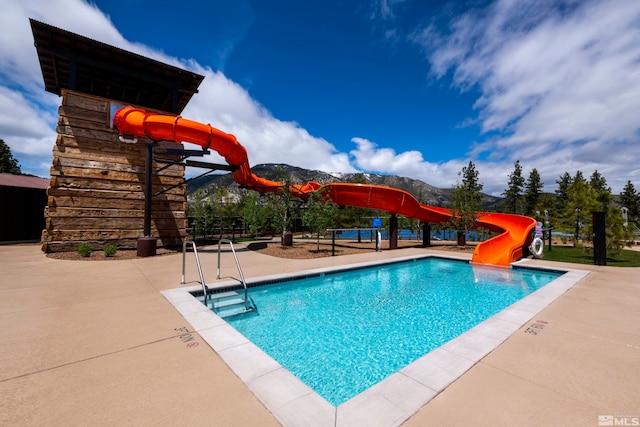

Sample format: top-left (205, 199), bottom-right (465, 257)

top-left (1, 0), bottom-right (639, 195)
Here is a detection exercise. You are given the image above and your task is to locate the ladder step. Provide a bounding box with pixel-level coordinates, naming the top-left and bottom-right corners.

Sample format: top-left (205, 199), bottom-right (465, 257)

top-left (208, 290), bottom-right (241, 300)
top-left (208, 296), bottom-right (245, 309)
top-left (216, 305), bottom-right (256, 319)
top-left (184, 239), bottom-right (256, 318)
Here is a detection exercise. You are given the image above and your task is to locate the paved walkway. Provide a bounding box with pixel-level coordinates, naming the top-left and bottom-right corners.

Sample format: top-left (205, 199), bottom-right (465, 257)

top-left (1, 243), bottom-right (638, 426)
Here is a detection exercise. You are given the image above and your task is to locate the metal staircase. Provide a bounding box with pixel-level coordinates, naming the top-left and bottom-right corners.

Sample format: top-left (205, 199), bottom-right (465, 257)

top-left (181, 239), bottom-right (256, 318)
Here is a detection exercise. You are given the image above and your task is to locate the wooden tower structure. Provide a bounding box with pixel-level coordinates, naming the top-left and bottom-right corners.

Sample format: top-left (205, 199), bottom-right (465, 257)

top-left (30, 19), bottom-right (204, 254)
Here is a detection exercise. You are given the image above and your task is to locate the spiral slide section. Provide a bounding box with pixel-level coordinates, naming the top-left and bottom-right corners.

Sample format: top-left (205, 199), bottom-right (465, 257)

top-left (113, 106), bottom-right (536, 266)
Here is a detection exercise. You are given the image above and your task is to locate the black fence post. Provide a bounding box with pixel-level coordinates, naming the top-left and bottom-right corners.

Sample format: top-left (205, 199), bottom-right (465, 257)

top-left (389, 215), bottom-right (398, 249)
top-left (592, 211), bottom-right (606, 266)
top-left (332, 230), bottom-right (336, 256)
top-left (422, 223), bottom-right (431, 247)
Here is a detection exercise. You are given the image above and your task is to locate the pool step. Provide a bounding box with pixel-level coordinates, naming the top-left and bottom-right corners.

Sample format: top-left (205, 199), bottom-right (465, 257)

top-left (216, 304), bottom-right (255, 318)
top-left (207, 292), bottom-right (244, 309)
top-left (204, 289), bottom-right (256, 318)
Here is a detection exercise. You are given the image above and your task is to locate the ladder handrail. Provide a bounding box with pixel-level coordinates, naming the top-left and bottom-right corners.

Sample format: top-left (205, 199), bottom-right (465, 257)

top-left (182, 239), bottom-right (208, 301)
top-left (217, 239), bottom-right (248, 304)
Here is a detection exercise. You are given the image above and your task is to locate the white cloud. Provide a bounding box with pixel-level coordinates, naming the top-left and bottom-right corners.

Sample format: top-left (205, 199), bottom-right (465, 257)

top-left (2, 0), bottom-right (637, 199)
top-left (349, 137), bottom-right (470, 190)
top-left (0, 0), bottom-right (123, 86)
top-left (0, 0), bottom-right (355, 179)
top-left (412, 0), bottom-right (640, 193)
top-left (0, 87), bottom-right (56, 156)
top-left (370, 0), bottom-right (408, 22)
top-left (351, 137), bottom-right (425, 174)
top-left (0, 0), bottom-right (164, 176)
top-left (179, 67), bottom-right (357, 175)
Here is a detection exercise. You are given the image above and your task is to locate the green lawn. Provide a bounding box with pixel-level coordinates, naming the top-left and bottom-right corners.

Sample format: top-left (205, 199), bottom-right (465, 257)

top-left (541, 245), bottom-right (640, 267)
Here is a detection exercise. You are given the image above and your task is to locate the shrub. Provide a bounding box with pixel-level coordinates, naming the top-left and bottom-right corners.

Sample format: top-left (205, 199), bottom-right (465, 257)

top-left (103, 245), bottom-right (117, 257)
top-left (76, 242), bottom-right (92, 257)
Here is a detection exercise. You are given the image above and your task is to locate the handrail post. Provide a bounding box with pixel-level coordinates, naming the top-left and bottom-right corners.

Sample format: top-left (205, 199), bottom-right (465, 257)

top-left (181, 239), bottom-right (187, 284)
top-left (182, 238), bottom-right (208, 302)
top-left (191, 242), bottom-right (206, 291)
top-left (217, 240), bottom-right (222, 279)
top-left (217, 238), bottom-right (249, 308)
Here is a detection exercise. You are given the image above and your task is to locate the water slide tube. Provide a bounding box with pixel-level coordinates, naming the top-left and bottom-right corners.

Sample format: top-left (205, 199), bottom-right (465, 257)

top-left (113, 106), bottom-right (536, 266)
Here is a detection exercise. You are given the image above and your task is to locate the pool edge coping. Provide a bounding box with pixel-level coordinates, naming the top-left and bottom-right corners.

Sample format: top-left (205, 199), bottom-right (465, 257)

top-left (161, 255), bottom-right (590, 427)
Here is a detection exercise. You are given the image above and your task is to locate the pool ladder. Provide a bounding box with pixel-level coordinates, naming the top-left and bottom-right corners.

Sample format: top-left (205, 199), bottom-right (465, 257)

top-left (181, 239), bottom-right (256, 318)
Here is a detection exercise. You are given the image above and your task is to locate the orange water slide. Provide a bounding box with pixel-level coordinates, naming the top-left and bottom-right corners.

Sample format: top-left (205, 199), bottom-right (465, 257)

top-left (113, 106), bottom-right (322, 197)
top-left (113, 106), bottom-right (535, 266)
top-left (473, 212), bottom-right (536, 266)
top-left (322, 183), bottom-right (536, 265)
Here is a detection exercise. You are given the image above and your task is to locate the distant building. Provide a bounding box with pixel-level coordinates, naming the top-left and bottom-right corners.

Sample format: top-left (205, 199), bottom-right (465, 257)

top-left (0, 173), bottom-right (49, 242)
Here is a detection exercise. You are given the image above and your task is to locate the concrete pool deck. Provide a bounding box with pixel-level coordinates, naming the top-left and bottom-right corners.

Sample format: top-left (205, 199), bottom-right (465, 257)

top-left (1, 242), bottom-right (638, 426)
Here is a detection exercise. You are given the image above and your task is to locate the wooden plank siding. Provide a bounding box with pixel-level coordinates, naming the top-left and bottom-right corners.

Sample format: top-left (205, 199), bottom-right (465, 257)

top-left (41, 90), bottom-right (188, 252)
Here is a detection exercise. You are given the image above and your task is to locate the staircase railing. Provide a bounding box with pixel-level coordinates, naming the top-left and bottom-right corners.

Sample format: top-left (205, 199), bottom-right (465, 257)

top-left (217, 239), bottom-right (249, 306)
top-left (181, 239), bottom-right (208, 302)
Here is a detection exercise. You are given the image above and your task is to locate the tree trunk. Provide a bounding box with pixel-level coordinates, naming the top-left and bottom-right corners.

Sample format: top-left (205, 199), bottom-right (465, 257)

top-left (457, 230), bottom-right (466, 246)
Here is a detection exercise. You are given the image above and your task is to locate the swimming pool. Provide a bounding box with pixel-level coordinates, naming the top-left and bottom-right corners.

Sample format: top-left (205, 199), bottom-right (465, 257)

top-left (162, 254), bottom-right (588, 426)
top-left (225, 257), bottom-right (562, 405)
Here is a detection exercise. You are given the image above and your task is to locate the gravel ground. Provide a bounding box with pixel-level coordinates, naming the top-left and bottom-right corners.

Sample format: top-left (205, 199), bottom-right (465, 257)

top-left (248, 239), bottom-right (475, 259)
top-left (45, 238), bottom-right (476, 261)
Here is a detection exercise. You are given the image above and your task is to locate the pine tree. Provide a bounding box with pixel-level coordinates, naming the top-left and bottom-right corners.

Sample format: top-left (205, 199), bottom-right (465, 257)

top-left (589, 170), bottom-right (612, 212)
top-left (524, 168), bottom-right (543, 216)
top-left (619, 181), bottom-right (639, 222)
top-left (555, 172), bottom-right (573, 216)
top-left (564, 172), bottom-right (598, 244)
top-left (461, 161), bottom-right (483, 197)
top-left (447, 161), bottom-right (484, 246)
top-left (605, 204), bottom-right (632, 254)
top-left (503, 160), bottom-right (525, 214)
top-left (0, 139), bottom-right (21, 174)
top-left (589, 170), bottom-right (610, 194)
top-left (587, 171), bottom-right (630, 252)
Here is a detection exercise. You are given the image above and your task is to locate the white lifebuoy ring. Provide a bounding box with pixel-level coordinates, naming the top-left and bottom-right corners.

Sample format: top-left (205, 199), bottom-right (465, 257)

top-left (375, 231), bottom-right (381, 252)
top-left (530, 237), bottom-right (544, 258)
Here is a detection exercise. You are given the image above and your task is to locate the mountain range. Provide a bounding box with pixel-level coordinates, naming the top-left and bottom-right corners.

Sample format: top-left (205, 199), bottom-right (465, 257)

top-left (186, 163), bottom-right (505, 210)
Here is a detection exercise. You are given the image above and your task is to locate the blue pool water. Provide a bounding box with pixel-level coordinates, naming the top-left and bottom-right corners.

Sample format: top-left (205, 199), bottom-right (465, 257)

top-left (225, 257), bottom-right (562, 406)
